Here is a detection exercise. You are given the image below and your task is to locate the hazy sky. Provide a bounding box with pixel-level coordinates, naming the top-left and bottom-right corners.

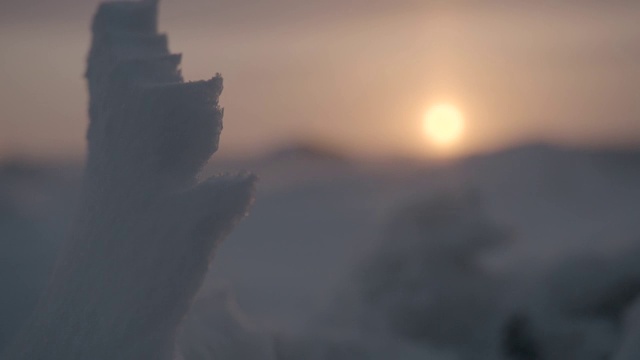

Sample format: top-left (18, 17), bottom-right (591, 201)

top-left (1, 0), bottom-right (639, 159)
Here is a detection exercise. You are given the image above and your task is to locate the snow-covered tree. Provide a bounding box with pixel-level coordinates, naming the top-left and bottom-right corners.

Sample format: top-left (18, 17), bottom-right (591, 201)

top-left (2, 1), bottom-right (255, 359)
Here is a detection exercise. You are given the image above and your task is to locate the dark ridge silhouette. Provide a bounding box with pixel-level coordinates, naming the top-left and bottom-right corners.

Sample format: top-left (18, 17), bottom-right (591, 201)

top-left (266, 142), bottom-right (351, 163)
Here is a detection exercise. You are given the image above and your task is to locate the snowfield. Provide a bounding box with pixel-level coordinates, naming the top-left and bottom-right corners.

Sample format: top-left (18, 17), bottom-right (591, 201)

top-left (2, 143), bottom-right (640, 359)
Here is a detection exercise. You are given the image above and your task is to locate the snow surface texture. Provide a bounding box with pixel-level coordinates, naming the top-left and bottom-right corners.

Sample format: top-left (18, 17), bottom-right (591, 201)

top-left (0, 162), bottom-right (75, 351)
top-left (1, 1), bottom-right (255, 359)
top-left (345, 192), bottom-right (510, 359)
top-left (3, 145), bottom-right (640, 359)
top-left (614, 296), bottom-right (640, 360)
top-left (200, 146), bottom-right (640, 360)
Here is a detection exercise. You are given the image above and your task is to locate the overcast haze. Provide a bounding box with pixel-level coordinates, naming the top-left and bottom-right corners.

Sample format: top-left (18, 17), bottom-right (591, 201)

top-left (1, 0), bottom-right (639, 159)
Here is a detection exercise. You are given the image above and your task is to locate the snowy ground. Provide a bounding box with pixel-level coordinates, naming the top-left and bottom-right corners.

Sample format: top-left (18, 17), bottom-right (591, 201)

top-left (2, 143), bottom-right (640, 359)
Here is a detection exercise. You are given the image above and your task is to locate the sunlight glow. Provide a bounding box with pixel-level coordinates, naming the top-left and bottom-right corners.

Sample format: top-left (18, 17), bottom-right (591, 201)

top-left (423, 104), bottom-right (465, 148)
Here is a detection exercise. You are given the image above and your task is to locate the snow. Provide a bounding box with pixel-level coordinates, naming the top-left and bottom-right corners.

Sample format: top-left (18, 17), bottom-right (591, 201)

top-left (3, 144), bottom-right (640, 359)
top-left (2, 0), bottom-right (640, 358)
top-left (1, 1), bottom-right (254, 359)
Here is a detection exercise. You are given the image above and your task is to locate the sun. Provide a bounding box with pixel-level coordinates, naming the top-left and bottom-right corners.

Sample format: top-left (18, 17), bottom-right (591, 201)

top-left (423, 103), bottom-right (465, 148)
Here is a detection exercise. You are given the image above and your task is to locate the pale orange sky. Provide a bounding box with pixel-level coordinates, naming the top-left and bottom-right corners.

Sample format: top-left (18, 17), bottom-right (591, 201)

top-left (1, 0), bottom-right (639, 160)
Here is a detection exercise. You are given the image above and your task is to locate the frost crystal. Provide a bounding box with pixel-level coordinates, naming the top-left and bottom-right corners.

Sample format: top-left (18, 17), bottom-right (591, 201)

top-left (3, 1), bottom-right (255, 359)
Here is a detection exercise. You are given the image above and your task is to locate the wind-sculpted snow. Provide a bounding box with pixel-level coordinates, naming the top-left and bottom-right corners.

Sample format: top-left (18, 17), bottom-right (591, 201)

top-left (613, 296), bottom-right (640, 360)
top-left (502, 244), bottom-right (640, 359)
top-left (1, 1), bottom-right (255, 359)
top-left (176, 280), bottom-right (276, 360)
top-left (317, 192), bottom-right (510, 359)
top-left (0, 162), bottom-right (76, 351)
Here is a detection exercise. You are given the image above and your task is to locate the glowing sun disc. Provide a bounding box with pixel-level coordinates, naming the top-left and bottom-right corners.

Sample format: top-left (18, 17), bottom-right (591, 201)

top-left (423, 104), bottom-right (465, 147)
